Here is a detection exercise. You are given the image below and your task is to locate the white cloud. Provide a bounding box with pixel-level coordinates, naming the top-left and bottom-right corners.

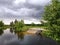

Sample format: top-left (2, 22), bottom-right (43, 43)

top-left (16, 8), bottom-right (36, 16)
top-left (0, 7), bottom-right (5, 13)
top-left (13, 0), bottom-right (51, 6)
top-left (4, 7), bottom-right (17, 14)
top-left (28, 0), bottom-right (40, 5)
top-left (0, 6), bottom-right (17, 15)
top-left (24, 19), bottom-right (41, 24)
top-left (0, 7), bottom-right (37, 16)
top-left (28, 0), bottom-right (51, 6)
top-left (16, 8), bottom-right (32, 16)
top-left (13, 0), bottom-right (26, 5)
top-left (0, 19), bottom-right (14, 25)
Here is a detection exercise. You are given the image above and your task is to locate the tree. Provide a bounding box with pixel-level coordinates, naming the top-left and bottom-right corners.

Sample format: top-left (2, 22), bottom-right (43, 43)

top-left (0, 21), bottom-right (4, 27)
top-left (14, 20), bottom-right (25, 31)
top-left (10, 21), bottom-right (14, 27)
top-left (14, 19), bottom-right (18, 24)
top-left (0, 21), bottom-right (4, 30)
top-left (43, 0), bottom-right (60, 41)
top-left (20, 20), bottom-right (25, 27)
top-left (31, 22), bottom-right (35, 26)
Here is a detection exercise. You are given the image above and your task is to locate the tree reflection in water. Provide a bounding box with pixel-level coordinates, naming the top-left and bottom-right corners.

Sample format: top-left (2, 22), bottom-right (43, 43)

top-left (10, 28), bottom-right (14, 33)
top-left (15, 31), bottom-right (24, 40)
top-left (0, 29), bottom-right (3, 35)
top-left (10, 28), bottom-right (24, 40)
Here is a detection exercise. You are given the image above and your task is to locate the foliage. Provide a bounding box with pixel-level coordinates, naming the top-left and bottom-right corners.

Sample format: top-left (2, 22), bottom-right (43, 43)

top-left (31, 22), bottom-right (35, 26)
top-left (13, 20), bottom-right (28, 32)
top-left (14, 19), bottom-right (18, 24)
top-left (43, 0), bottom-right (60, 41)
top-left (0, 21), bottom-right (4, 27)
top-left (0, 21), bottom-right (4, 30)
top-left (10, 21), bottom-right (14, 27)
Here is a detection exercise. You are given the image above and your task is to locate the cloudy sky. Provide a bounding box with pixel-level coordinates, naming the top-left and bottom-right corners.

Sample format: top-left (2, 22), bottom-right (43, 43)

top-left (0, 0), bottom-right (51, 24)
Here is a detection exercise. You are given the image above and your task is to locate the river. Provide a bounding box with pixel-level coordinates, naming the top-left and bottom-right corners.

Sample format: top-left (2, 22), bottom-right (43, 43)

top-left (0, 28), bottom-right (58, 45)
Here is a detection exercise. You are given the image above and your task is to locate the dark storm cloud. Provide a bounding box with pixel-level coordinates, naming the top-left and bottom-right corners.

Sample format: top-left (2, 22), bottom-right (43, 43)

top-left (0, 0), bottom-right (51, 24)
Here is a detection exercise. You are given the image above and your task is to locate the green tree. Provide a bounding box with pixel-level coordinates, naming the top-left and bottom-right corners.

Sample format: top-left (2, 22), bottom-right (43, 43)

top-left (14, 20), bottom-right (25, 31)
top-left (14, 19), bottom-right (18, 24)
top-left (0, 21), bottom-right (4, 27)
top-left (31, 22), bottom-right (35, 26)
top-left (20, 20), bottom-right (25, 27)
top-left (0, 21), bottom-right (4, 30)
top-left (10, 21), bottom-right (14, 27)
top-left (43, 0), bottom-right (60, 41)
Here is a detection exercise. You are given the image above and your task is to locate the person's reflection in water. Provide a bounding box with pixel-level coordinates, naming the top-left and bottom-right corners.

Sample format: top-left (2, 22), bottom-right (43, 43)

top-left (15, 31), bottom-right (24, 40)
top-left (0, 29), bottom-right (3, 35)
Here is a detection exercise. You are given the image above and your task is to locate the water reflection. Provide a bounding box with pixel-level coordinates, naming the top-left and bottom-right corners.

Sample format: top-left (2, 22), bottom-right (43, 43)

top-left (0, 28), bottom-right (58, 45)
top-left (15, 32), bottom-right (24, 40)
top-left (0, 29), bottom-right (3, 35)
top-left (10, 28), bottom-right (14, 33)
top-left (10, 28), bottom-right (24, 40)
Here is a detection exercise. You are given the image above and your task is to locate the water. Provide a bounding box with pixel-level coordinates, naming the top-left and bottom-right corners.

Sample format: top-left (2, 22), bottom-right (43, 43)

top-left (0, 29), bottom-right (58, 45)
